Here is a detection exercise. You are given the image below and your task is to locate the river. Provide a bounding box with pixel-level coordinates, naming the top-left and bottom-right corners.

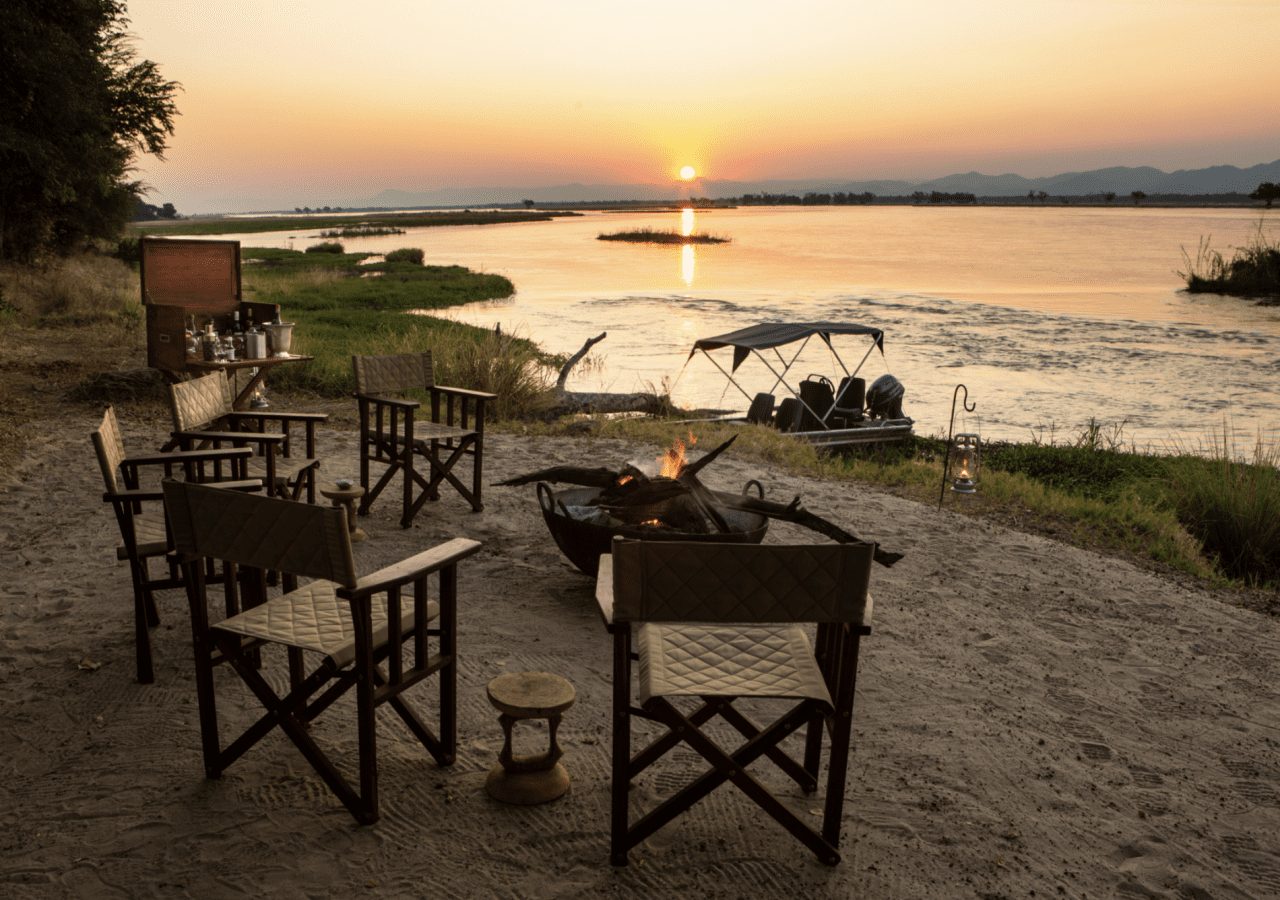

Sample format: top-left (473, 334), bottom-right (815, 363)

top-left (204, 205), bottom-right (1280, 451)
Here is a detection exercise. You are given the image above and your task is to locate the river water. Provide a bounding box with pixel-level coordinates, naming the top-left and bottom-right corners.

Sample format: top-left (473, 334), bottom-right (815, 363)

top-left (207, 206), bottom-right (1280, 450)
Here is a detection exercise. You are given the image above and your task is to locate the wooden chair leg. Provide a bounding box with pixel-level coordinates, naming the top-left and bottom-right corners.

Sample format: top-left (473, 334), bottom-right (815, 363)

top-left (611, 626), bottom-right (632, 866)
top-left (129, 559), bottom-right (156, 684)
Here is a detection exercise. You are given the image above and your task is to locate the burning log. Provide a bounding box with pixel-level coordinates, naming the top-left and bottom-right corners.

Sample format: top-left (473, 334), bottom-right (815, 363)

top-left (497, 433), bottom-right (902, 567)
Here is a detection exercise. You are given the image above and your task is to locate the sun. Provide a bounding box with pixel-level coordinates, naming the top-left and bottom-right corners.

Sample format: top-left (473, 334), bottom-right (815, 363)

top-left (679, 165), bottom-right (697, 181)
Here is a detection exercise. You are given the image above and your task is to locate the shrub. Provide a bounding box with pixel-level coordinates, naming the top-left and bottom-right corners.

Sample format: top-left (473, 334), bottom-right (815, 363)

top-left (385, 248), bottom-right (425, 265)
top-left (1180, 223), bottom-right (1280, 298)
top-left (0, 253), bottom-right (140, 329)
top-left (304, 241), bottom-right (344, 254)
top-left (1171, 435), bottom-right (1280, 586)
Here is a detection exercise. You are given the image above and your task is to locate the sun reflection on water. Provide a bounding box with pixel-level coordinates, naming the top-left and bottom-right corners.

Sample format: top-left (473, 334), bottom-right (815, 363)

top-left (680, 207), bottom-right (695, 237)
top-left (681, 244), bottom-right (695, 286)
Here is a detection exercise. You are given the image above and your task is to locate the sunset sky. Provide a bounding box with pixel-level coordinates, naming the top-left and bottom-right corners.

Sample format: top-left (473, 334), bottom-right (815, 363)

top-left (126, 0), bottom-right (1280, 213)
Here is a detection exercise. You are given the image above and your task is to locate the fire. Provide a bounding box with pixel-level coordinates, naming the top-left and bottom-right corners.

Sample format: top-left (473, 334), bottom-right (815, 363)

top-left (616, 474), bottom-right (634, 486)
top-left (639, 518), bottom-right (666, 528)
top-left (658, 432), bottom-right (697, 479)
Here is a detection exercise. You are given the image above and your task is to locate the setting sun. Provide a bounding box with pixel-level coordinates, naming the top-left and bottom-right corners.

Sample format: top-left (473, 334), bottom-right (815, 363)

top-left (679, 165), bottom-right (697, 181)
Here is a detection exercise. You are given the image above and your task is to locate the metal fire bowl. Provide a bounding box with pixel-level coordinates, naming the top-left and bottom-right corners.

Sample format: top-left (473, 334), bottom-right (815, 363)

top-left (536, 482), bottom-right (769, 578)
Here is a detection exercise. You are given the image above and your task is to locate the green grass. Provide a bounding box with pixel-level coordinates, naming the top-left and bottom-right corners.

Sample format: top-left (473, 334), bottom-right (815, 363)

top-left (240, 247), bottom-right (558, 417)
top-left (1180, 223), bottom-right (1280, 300)
top-left (130, 210), bottom-right (577, 237)
top-left (575, 415), bottom-right (1279, 593)
top-left (305, 241), bottom-right (344, 254)
top-left (384, 248), bottom-right (424, 265)
top-left (598, 228), bottom-right (730, 245)
top-left (0, 254), bottom-right (142, 333)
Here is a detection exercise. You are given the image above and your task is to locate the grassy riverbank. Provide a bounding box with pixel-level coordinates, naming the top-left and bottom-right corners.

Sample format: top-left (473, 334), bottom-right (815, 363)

top-left (239, 247), bottom-right (556, 418)
top-left (2, 249), bottom-right (1276, 600)
top-left (130, 209), bottom-right (578, 237)
top-left (585, 416), bottom-right (1279, 599)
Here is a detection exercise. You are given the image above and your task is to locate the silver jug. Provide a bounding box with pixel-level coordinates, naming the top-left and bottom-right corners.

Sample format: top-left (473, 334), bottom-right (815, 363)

top-left (264, 322), bottom-right (294, 358)
top-left (244, 330), bottom-right (268, 359)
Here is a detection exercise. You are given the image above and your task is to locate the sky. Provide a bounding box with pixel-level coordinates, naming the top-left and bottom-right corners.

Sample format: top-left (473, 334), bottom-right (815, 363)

top-left (125, 0), bottom-right (1280, 213)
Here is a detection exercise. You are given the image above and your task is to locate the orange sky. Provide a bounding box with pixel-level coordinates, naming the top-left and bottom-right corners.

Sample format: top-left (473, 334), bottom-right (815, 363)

top-left (126, 0), bottom-right (1280, 212)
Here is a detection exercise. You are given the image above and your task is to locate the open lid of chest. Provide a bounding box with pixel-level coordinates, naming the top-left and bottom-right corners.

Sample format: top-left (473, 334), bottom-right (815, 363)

top-left (140, 237), bottom-right (241, 311)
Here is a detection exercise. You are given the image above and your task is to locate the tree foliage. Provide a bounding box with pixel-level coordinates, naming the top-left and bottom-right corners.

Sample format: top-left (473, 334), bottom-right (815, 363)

top-left (1251, 182), bottom-right (1279, 209)
top-left (0, 0), bottom-right (179, 261)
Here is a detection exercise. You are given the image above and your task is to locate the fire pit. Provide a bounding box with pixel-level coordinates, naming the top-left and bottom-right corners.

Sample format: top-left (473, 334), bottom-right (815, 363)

top-left (498, 432), bottom-right (904, 578)
top-left (537, 481), bottom-right (769, 577)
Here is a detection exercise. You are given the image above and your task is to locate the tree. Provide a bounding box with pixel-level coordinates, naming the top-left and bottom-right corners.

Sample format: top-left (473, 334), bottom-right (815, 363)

top-left (1131, 190), bottom-right (1147, 205)
top-left (1251, 182), bottom-right (1279, 208)
top-left (0, 1), bottom-right (179, 261)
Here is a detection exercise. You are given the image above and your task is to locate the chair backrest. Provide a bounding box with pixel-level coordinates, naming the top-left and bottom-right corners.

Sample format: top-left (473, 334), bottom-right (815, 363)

top-left (169, 371), bottom-right (232, 432)
top-left (798, 377), bottom-right (834, 430)
top-left (163, 480), bottom-right (357, 587)
top-left (610, 538), bottom-right (872, 625)
top-left (352, 352), bottom-right (434, 396)
top-left (91, 406), bottom-right (126, 493)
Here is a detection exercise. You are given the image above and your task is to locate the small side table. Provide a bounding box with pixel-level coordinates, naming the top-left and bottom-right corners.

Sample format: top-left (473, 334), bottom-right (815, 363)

top-left (319, 482), bottom-right (367, 542)
top-left (485, 671), bottom-right (575, 805)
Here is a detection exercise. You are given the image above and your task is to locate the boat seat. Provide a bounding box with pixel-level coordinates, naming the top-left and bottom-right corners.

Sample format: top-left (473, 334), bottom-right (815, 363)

top-left (746, 392), bottom-right (775, 425)
top-left (775, 397), bottom-right (801, 432)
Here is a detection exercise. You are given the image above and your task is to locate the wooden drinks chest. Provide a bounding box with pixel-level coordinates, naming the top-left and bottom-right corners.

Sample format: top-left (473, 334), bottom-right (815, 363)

top-left (140, 237), bottom-right (279, 375)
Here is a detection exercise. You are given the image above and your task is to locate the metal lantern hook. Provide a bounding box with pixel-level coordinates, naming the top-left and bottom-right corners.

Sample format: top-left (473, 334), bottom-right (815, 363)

top-left (939, 384), bottom-right (976, 507)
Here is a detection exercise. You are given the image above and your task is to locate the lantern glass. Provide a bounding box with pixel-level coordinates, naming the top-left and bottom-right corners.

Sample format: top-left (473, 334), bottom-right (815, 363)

top-left (950, 432), bottom-right (980, 493)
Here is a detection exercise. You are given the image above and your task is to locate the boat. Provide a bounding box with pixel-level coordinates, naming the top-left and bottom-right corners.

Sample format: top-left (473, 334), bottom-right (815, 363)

top-left (684, 322), bottom-right (914, 447)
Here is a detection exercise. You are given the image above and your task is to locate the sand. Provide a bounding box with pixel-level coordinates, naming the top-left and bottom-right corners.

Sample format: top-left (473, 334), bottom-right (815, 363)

top-left (2, 413), bottom-right (1278, 899)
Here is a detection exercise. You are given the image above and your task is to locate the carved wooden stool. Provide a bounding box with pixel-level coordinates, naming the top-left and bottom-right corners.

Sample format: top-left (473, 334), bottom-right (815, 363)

top-left (485, 671), bottom-right (575, 805)
top-left (319, 481), bottom-right (367, 542)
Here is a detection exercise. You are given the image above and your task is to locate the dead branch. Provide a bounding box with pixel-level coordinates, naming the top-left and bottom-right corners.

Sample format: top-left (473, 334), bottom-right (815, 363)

top-left (556, 331), bottom-right (607, 390)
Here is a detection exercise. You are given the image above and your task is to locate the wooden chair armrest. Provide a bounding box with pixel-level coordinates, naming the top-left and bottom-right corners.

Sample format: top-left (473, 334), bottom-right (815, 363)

top-left (123, 447), bottom-right (254, 467)
top-left (173, 429), bottom-right (285, 446)
top-left (594, 554), bottom-right (618, 626)
top-left (228, 411), bottom-right (329, 424)
top-left (431, 384), bottom-right (497, 401)
top-left (104, 488), bottom-right (165, 503)
top-left (359, 394), bottom-right (421, 411)
top-left (340, 538), bottom-right (482, 599)
top-left (207, 478), bottom-right (268, 492)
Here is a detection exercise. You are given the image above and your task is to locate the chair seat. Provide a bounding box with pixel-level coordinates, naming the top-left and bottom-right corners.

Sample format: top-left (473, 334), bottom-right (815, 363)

top-left (117, 510), bottom-right (169, 560)
top-left (637, 623), bottom-right (832, 707)
top-left (214, 580), bottom-right (439, 667)
top-left (383, 423), bottom-right (478, 446)
top-left (246, 455), bottom-right (319, 483)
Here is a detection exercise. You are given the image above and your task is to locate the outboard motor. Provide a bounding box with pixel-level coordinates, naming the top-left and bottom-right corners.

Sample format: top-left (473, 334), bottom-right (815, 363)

top-left (866, 374), bottom-right (906, 419)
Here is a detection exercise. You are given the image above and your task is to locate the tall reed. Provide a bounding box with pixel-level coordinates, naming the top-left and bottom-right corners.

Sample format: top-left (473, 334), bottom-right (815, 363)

top-left (1170, 432), bottom-right (1280, 586)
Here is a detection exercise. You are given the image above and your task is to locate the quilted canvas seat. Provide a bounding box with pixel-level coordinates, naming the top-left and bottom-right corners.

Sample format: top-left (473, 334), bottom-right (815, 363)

top-left (215, 580), bottom-right (439, 668)
top-left (637, 623), bottom-right (831, 705)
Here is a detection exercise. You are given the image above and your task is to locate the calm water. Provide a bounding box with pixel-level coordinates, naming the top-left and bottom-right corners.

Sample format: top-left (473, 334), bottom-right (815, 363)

top-left (209, 206), bottom-right (1280, 449)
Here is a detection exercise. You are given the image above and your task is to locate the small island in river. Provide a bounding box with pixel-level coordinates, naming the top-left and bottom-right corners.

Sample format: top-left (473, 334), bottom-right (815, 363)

top-left (597, 227), bottom-right (730, 245)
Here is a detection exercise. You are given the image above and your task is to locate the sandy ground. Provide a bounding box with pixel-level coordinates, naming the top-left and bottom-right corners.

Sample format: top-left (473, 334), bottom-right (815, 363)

top-left (2, 412), bottom-right (1279, 899)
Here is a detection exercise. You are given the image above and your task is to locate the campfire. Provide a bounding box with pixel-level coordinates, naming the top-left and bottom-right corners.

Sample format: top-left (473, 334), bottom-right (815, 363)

top-left (498, 433), bottom-right (902, 575)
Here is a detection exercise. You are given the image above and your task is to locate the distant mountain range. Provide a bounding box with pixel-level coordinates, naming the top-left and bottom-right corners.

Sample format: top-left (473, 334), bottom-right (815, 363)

top-left (361, 159), bottom-right (1280, 207)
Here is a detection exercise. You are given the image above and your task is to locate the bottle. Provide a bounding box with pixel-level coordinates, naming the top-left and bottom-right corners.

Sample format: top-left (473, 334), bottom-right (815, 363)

top-left (202, 321), bottom-right (219, 361)
top-left (231, 310), bottom-right (245, 358)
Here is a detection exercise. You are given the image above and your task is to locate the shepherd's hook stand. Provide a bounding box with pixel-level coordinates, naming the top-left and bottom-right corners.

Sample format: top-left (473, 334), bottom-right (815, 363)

top-left (939, 384), bottom-right (975, 508)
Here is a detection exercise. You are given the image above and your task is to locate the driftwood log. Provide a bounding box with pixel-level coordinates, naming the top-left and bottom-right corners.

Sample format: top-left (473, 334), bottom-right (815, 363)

top-left (546, 332), bottom-right (671, 416)
top-left (496, 434), bottom-right (902, 567)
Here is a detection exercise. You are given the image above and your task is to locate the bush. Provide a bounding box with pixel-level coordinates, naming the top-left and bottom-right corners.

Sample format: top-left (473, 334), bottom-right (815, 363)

top-left (304, 241), bottom-right (344, 254)
top-left (1171, 437), bottom-right (1280, 586)
top-left (385, 248), bottom-right (425, 265)
top-left (1181, 224), bottom-right (1280, 298)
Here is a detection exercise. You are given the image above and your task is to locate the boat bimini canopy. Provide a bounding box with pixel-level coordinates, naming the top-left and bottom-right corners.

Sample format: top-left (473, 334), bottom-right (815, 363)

top-left (688, 321), bottom-right (887, 411)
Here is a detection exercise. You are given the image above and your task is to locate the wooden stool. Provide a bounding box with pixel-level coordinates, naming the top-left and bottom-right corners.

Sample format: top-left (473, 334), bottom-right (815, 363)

top-left (319, 481), bottom-right (367, 542)
top-left (485, 672), bottom-right (575, 805)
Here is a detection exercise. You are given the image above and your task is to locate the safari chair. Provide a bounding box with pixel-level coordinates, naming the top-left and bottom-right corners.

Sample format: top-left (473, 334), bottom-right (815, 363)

top-left (163, 479), bottom-right (481, 824)
top-left (596, 537), bottom-right (874, 866)
top-left (353, 351), bottom-right (494, 526)
top-left (164, 371), bottom-right (325, 503)
top-left (92, 406), bottom-right (258, 683)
